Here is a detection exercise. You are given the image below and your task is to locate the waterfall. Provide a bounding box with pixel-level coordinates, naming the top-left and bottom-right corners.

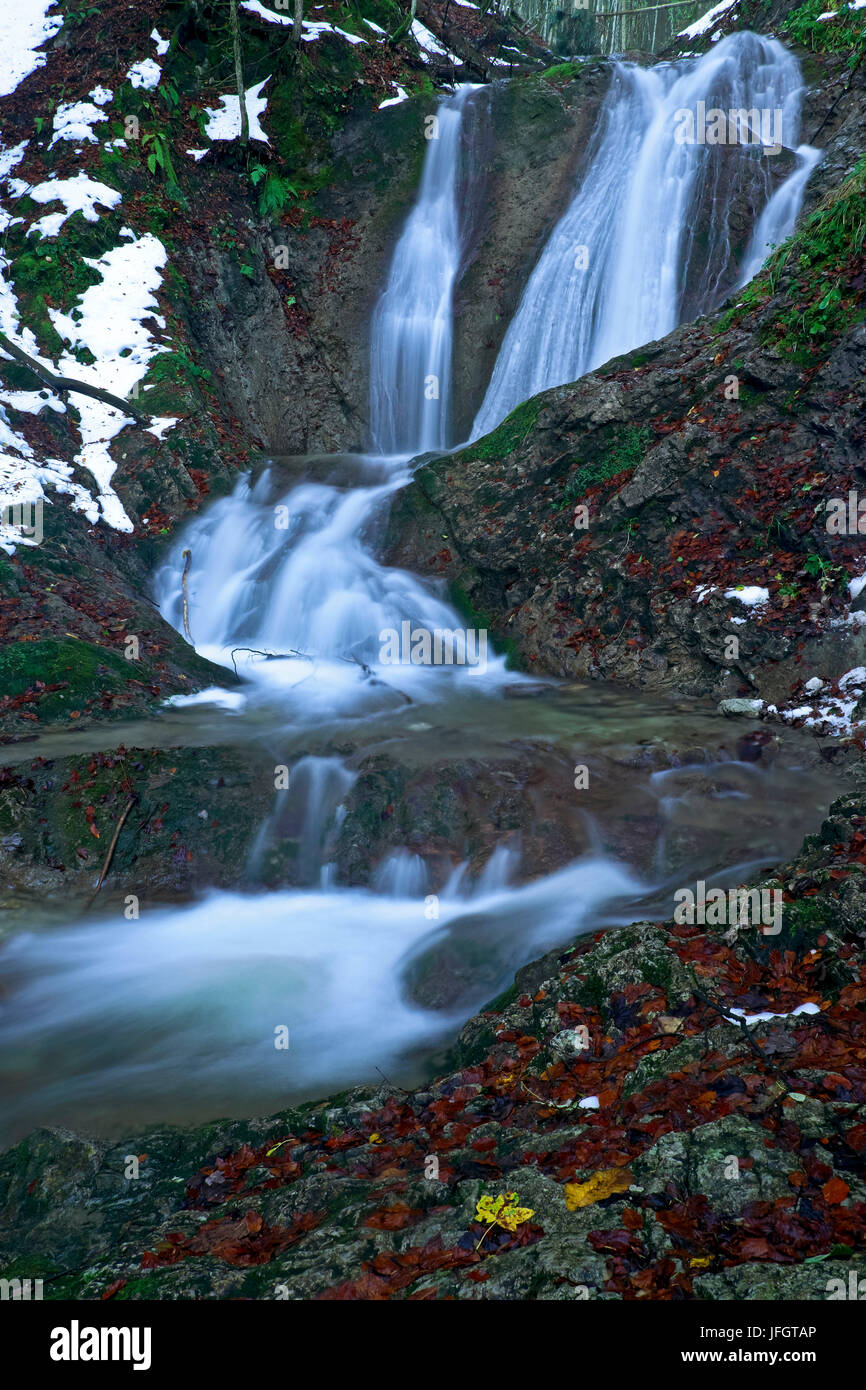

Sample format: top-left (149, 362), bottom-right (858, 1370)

top-left (155, 84), bottom-right (504, 710)
top-left (369, 84), bottom-right (479, 456)
top-left (472, 32), bottom-right (815, 440)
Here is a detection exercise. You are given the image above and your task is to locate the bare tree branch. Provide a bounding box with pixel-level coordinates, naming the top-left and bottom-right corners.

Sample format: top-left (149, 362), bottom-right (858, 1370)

top-left (0, 329), bottom-right (149, 422)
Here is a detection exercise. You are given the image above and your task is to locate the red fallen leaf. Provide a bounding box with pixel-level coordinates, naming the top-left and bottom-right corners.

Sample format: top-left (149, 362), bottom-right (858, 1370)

top-left (738, 1237), bottom-right (772, 1260)
top-left (844, 1123), bottom-right (866, 1153)
top-left (465, 1269), bottom-right (490, 1283)
top-left (822, 1177), bottom-right (850, 1205)
top-left (622, 1208), bottom-right (643, 1231)
top-left (362, 1204), bottom-right (422, 1231)
top-left (245, 1210), bottom-right (263, 1234)
top-left (101, 1280), bottom-right (126, 1300)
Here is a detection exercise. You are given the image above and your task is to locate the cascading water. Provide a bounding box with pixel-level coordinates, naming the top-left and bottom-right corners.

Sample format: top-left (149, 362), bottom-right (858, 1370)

top-left (154, 85), bottom-right (496, 713)
top-left (369, 85), bottom-right (477, 455)
top-left (472, 32), bottom-right (817, 439)
top-left (0, 50), bottom-right (831, 1146)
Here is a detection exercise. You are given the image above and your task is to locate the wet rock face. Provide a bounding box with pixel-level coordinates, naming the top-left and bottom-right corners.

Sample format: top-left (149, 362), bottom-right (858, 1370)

top-left (2, 790), bottom-right (864, 1300)
top-left (386, 308), bottom-right (866, 704)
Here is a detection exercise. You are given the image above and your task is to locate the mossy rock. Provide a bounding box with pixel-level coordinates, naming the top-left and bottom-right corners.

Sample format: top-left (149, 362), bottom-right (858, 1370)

top-left (0, 639), bottom-right (150, 720)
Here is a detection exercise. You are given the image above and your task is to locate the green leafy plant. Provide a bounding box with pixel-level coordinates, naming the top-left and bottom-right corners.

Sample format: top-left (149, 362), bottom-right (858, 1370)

top-left (784, 0), bottom-right (866, 68)
top-left (142, 131), bottom-right (178, 188)
top-left (257, 173), bottom-right (300, 219)
top-left (804, 554), bottom-right (847, 593)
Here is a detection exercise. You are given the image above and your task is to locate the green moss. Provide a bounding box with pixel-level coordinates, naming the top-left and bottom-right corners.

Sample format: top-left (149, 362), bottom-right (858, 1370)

top-left (575, 970), bottom-right (607, 1016)
top-left (557, 425), bottom-right (651, 507)
top-left (0, 639), bottom-right (147, 720)
top-left (469, 397), bottom-right (539, 462)
top-left (760, 156), bottom-right (866, 358)
top-left (542, 60), bottom-right (588, 83)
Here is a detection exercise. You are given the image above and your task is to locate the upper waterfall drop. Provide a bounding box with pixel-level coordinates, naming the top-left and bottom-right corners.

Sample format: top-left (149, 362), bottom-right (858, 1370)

top-left (471, 32), bottom-right (815, 441)
top-left (369, 83), bottom-right (480, 457)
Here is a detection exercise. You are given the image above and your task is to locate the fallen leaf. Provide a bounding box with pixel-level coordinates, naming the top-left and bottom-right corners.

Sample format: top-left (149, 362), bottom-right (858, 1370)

top-left (565, 1168), bottom-right (633, 1211)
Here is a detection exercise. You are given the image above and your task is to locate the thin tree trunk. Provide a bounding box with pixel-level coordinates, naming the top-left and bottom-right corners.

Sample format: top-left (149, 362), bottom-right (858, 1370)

top-left (293, 0), bottom-right (303, 50)
top-left (229, 0), bottom-right (249, 145)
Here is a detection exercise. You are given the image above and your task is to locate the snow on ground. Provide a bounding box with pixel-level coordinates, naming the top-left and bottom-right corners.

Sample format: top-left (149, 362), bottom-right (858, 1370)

top-left (411, 20), bottom-right (448, 57)
top-left (378, 86), bottom-right (409, 109)
top-left (145, 416), bottom-right (179, 440)
top-left (49, 89), bottom-right (112, 148)
top-left (849, 570), bottom-right (866, 601)
top-left (0, 0), bottom-right (63, 98)
top-left (241, 0), bottom-right (292, 24)
top-left (240, 1), bottom-right (368, 43)
top-left (818, 0), bottom-right (866, 15)
top-left (151, 29), bottom-right (170, 56)
top-left (126, 58), bottom-right (161, 91)
top-left (765, 663), bottom-right (866, 737)
top-left (204, 78), bottom-right (270, 144)
top-left (0, 141), bottom-right (29, 179)
top-left (27, 172), bottom-right (121, 239)
top-left (46, 230), bottom-right (169, 528)
top-left (678, 0), bottom-right (737, 40)
top-left (730, 1002), bottom-right (820, 1025)
top-left (301, 20), bottom-right (367, 44)
top-left (725, 585), bottom-right (770, 608)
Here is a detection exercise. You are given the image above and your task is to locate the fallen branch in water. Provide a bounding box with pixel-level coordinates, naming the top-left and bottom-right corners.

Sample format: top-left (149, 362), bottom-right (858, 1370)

top-left (85, 796), bottom-right (137, 911)
top-left (230, 645), bottom-right (310, 676)
top-left (227, 645), bottom-right (412, 704)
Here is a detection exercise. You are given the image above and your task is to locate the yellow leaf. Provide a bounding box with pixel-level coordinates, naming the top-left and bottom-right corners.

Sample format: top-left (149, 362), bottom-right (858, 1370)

top-left (564, 1168), bottom-right (633, 1211)
top-left (690, 1257), bottom-right (712, 1268)
top-left (498, 1204), bottom-right (534, 1232)
top-left (474, 1191), bottom-right (533, 1233)
top-left (369, 1133), bottom-right (384, 1145)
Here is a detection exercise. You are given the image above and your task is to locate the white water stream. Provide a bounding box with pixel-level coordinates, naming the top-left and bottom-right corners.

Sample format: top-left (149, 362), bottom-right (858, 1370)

top-left (0, 48), bottom-right (825, 1144)
top-left (473, 32), bottom-right (817, 438)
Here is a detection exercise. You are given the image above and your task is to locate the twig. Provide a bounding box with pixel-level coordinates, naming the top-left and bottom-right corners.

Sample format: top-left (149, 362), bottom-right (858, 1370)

top-left (181, 549), bottom-right (193, 644)
top-left (84, 796), bottom-right (137, 911)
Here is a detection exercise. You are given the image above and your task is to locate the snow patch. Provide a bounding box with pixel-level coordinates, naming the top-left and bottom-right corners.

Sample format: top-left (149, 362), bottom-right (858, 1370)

top-left (50, 100), bottom-right (109, 147)
top-left (678, 0), bottom-right (737, 39)
top-left (204, 78), bottom-right (270, 144)
top-left (145, 416), bottom-right (179, 440)
top-left (0, 0), bottom-right (63, 98)
top-left (27, 172), bottom-right (121, 239)
top-left (378, 86), bottom-right (409, 109)
top-left (47, 231), bottom-right (169, 528)
top-left (301, 20), bottom-right (367, 44)
top-left (730, 1002), bottom-right (820, 1025)
top-left (725, 585), bottom-right (770, 608)
top-left (126, 58), bottom-right (161, 91)
top-left (151, 28), bottom-right (170, 55)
